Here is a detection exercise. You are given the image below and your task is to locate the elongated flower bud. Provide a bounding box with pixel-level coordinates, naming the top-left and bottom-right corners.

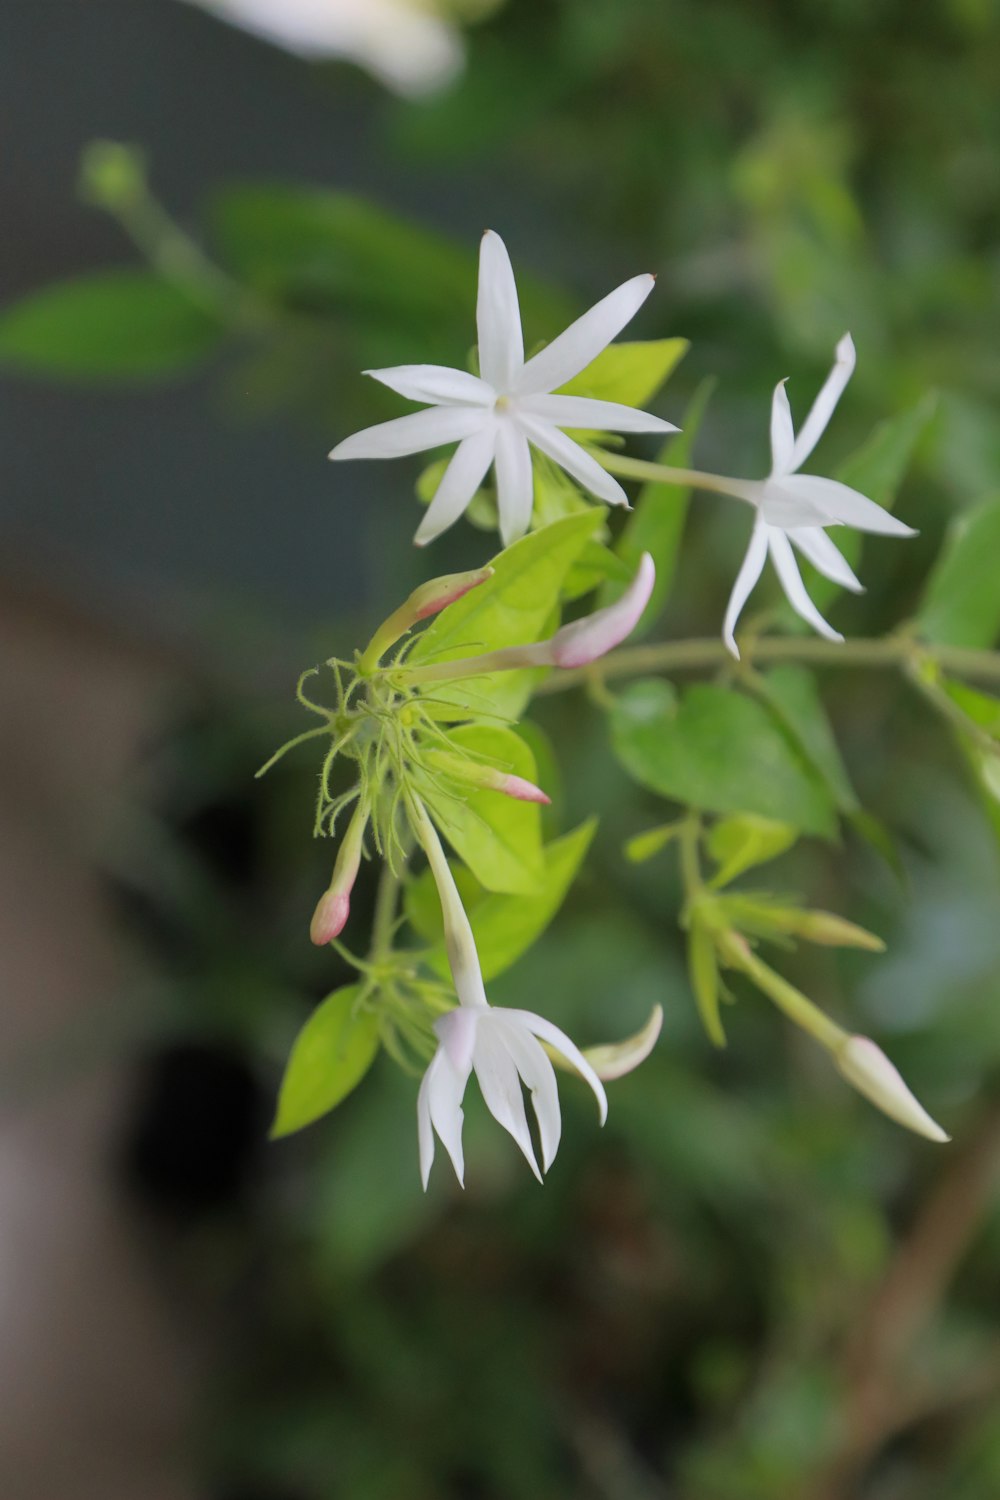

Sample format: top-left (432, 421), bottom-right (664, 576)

top-left (309, 803), bottom-right (367, 945)
top-left (410, 798), bottom-right (488, 1009)
top-left (835, 1035), bottom-right (949, 1143)
top-left (424, 748), bottom-right (550, 804)
top-left (359, 566), bottom-right (494, 671)
top-left (542, 552), bottom-right (656, 669)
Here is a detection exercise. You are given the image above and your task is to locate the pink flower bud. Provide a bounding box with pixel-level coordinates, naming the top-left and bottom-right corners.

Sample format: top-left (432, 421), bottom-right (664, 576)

top-left (497, 773), bottom-right (551, 805)
top-left (411, 566), bottom-right (494, 620)
top-left (545, 552), bottom-right (655, 669)
top-left (309, 805), bottom-right (366, 946)
top-left (835, 1035), bottom-right (949, 1143)
top-left (310, 889), bottom-right (351, 946)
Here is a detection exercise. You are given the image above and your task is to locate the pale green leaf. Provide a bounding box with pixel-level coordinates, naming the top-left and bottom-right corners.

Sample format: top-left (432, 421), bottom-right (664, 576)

top-left (557, 338), bottom-right (688, 409)
top-left (707, 814), bottom-right (799, 888)
top-left (272, 985), bottom-right (380, 1138)
top-left (755, 665), bottom-right (859, 814)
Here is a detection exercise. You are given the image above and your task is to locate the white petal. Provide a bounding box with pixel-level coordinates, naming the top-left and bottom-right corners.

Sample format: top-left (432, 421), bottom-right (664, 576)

top-left (722, 518), bottom-right (769, 659)
top-left (418, 1046), bottom-right (469, 1189)
top-left (788, 332), bottom-right (856, 471)
top-left (516, 414), bottom-right (629, 507)
top-left (492, 1019), bottom-right (561, 1173)
top-left (414, 423), bottom-right (497, 546)
top-left (493, 421), bottom-right (534, 548)
top-left (477, 230), bottom-right (524, 394)
top-left (778, 475), bottom-right (918, 537)
top-left (472, 1028), bottom-right (542, 1181)
top-left (329, 405), bottom-right (486, 461)
top-left (514, 274), bottom-right (656, 397)
top-left (767, 528), bottom-right (844, 643)
top-left (769, 379), bottom-right (795, 475)
top-left (788, 527), bottom-right (864, 593)
top-left (758, 481), bottom-right (832, 529)
top-left (519, 393), bottom-right (677, 434)
top-left (364, 363), bottom-right (495, 407)
top-left (582, 1005), bottom-right (663, 1081)
top-left (436, 1007), bottom-right (480, 1074)
top-left (505, 1009), bottom-right (609, 1125)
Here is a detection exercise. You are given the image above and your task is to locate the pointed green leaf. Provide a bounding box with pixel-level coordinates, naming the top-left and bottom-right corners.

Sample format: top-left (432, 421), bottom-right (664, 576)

top-left (610, 680), bottom-right (838, 836)
top-left (603, 378), bottom-right (715, 634)
top-left (918, 494), bottom-right (1000, 648)
top-left (272, 985), bottom-right (380, 1138)
top-left (0, 270), bottom-right (224, 381)
top-left (756, 665), bottom-right (859, 813)
top-left (557, 338), bottom-right (688, 409)
top-left (707, 814), bottom-right (799, 888)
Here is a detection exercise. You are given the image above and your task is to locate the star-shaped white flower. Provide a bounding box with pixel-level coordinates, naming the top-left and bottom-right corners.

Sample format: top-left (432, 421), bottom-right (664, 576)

top-left (418, 1002), bottom-right (608, 1188)
top-left (723, 334), bottom-right (916, 658)
top-left (329, 230), bottom-right (676, 547)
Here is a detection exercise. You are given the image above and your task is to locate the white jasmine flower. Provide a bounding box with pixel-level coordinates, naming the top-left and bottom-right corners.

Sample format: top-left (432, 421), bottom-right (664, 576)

top-left (412, 796), bottom-right (607, 1187)
top-left (330, 231), bottom-right (675, 547)
top-left (723, 334), bottom-right (916, 658)
top-left (181, 0), bottom-right (464, 97)
top-left (418, 1004), bottom-right (608, 1188)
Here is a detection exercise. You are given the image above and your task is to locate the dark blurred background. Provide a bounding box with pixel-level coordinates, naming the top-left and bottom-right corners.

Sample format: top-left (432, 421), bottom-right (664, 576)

top-left (2, 2), bottom-right (999, 1498)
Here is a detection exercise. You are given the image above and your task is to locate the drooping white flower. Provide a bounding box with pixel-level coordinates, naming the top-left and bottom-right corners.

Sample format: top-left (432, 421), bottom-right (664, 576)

top-left (330, 231), bottom-right (676, 547)
top-left (180, 0), bottom-right (464, 97)
top-left (412, 796), bottom-right (607, 1187)
top-left (418, 1004), bottom-right (608, 1187)
top-left (723, 334), bottom-right (916, 658)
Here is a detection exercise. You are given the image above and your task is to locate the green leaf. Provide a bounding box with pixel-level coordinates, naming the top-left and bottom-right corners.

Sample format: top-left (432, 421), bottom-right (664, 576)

top-left (610, 680), bottom-right (838, 836)
top-left (557, 338), bottom-right (688, 409)
top-left (603, 378), bottom-right (715, 634)
top-left (941, 679), bottom-right (1000, 843)
top-left (272, 985), bottom-right (380, 1138)
top-left (755, 666), bottom-right (859, 813)
top-left (624, 821), bottom-right (684, 863)
top-left (707, 814), bottom-right (799, 888)
top-left (407, 511), bottom-right (601, 719)
top-left (0, 270), bottom-right (224, 381)
top-left (210, 183), bottom-right (568, 339)
top-left (405, 820), bottom-right (597, 982)
top-left (689, 923), bottom-right (725, 1047)
top-left (418, 725), bottom-right (545, 895)
top-left (918, 494), bottom-right (1000, 648)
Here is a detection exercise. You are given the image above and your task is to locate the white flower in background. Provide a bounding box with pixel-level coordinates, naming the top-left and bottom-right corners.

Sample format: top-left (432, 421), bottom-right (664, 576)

top-left (723, 334), bottom-right (916, 658)
top-left (330, 230), bottom-right (676, 547)
top-left (418, 1004), bottom-right (608, 1187)
top-left (181, 0), bottom-right (464, 97)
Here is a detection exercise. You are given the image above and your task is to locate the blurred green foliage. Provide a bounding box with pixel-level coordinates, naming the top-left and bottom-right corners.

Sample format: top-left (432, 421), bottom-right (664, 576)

top-left (6, 0), bottom-right (1000, 1496)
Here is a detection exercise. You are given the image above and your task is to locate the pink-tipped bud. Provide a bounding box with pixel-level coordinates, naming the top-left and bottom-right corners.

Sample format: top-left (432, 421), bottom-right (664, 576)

top-left (309, 806), bottom-right (366, 947)
top-left (425, 748), bottom-right (550, 804)
top-left (310, 889), bottom-right (351, 946)
top-left (496, 773), bottom-right (551, 805)
top-left (835, 1035), bottom-right (949, 1143)
top-left (411, 566), bottom-right (494, 621)
top-left (546, 553), bottom-right (656, 669)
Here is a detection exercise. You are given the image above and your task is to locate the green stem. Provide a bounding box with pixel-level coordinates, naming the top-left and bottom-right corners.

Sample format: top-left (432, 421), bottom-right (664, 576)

top-left (370, 859), bottom-right (403, 964)
top-left (719, 933), bottom-right (848, 1053)
top-left (592, 450), bottom-right (758, 502)
top-left (537, 635), bottom-right (1000, 694)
